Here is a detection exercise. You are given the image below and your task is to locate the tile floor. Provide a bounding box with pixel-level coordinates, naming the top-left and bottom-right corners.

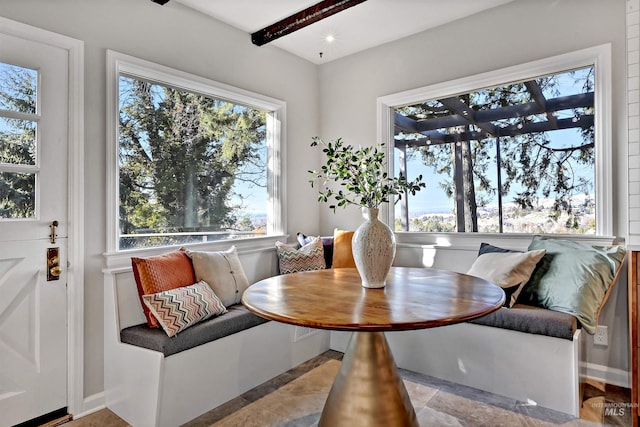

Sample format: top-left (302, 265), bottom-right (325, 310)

top-left (62, 351), bottom-right (632, 427)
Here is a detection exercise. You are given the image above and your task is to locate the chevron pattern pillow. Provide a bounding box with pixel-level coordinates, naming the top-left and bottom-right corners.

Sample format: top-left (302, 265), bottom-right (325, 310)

top-left (131, 249), bottom-right (197, 328)
top-left (142, 280), bottom-right (227, 337)
top-left (276, 237), bottom-right (326, 274)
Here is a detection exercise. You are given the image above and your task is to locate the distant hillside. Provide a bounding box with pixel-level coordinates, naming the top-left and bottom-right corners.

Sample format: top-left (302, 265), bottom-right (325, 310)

top-left (405, 195), bottom-right (595, 234)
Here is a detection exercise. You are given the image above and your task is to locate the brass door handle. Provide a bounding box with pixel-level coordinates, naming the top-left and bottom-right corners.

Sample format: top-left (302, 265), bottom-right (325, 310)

top-left (49, 266), bottom-right (61, 277)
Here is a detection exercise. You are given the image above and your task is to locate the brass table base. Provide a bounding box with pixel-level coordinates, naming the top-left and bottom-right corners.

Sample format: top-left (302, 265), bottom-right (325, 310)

top-left (319, 331), bottom-right (419, 427)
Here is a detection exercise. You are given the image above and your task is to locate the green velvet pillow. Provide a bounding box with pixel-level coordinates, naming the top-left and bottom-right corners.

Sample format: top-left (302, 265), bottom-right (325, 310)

top-left (518, 236), bottom-right (625, 334)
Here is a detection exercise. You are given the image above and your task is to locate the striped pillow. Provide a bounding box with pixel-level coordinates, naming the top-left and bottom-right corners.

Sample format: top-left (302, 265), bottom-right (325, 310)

top-left (276, 237), bottom-right (326, 274)
top-left (142, 281), bottom-right (227, 337)
top-left (131, 249), bottom-right (197, 328)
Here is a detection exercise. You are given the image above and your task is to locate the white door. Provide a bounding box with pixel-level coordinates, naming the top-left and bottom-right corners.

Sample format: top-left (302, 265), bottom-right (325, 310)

top-left (0, 31), bottom-right (69, 427)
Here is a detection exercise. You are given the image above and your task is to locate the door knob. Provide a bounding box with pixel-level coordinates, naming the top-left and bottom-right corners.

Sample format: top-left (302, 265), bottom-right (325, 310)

top-left (49, 266), bottom-right (61, 277)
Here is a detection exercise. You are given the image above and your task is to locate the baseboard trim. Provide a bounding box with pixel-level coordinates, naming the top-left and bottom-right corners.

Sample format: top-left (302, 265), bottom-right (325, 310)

top-left (583, 362), bottom-right (630, 388)
top-left (72, 392), bottom-right (105, 419)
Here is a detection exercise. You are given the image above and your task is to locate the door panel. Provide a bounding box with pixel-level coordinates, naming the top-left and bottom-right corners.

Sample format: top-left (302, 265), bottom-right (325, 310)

top-left (0, 30), bottom-right (68, 426)
top-left (0, 241), bottom-right (67, 427)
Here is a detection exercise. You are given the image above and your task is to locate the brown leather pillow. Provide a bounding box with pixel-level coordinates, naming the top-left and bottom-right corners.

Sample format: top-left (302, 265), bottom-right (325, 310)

top-left (131, 249), bottom-right (196, 327)
top-left (332, 228), bottom-right (356, 268)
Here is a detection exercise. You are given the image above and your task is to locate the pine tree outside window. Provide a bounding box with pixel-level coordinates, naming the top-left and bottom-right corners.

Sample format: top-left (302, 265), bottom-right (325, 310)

top-left (107, 52), bottom-right (285, 251)
top-left (0, 62), bottom-right (38, 219)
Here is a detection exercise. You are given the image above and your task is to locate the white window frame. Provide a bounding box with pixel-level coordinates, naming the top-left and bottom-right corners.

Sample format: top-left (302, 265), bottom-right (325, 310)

top-left (378, 44), bottom-right (613, 237)
top-left (105, 50), bottom-right (286, 257)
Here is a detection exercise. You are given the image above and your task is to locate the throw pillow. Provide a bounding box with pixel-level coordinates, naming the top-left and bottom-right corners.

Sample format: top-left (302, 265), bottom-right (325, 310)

top-left (478, 242), bottom-right (518, 255)
top-left (185, 246), bottom-right (250, 307)
top-left (131, 249), bottom-right (196, 328)
top-left (142, 280), bottom-right (227, 337)
top-left (276, 237), bottom-right (326, 274)
top-left (467, 246), bottom-right (546, 307)
top-left (518, 236), bottom-right (626, 334)
top-left (332, 228), bottom-right (356, 268)
top-left (297, 232), bottom-right (334, 268)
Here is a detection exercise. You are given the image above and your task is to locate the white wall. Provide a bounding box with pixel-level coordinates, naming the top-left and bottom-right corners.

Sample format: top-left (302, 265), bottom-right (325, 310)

top-left (0, 0), bottom-right (321, 399)
top-left (317, 0), bottom-right (630, 376)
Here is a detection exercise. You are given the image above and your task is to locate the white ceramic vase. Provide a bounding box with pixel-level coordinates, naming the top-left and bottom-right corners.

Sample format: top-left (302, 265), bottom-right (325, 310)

top-left (352, 207), bottom-right (396, 288)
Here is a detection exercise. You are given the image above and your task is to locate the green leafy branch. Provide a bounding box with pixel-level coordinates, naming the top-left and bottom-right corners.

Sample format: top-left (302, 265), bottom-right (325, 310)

top-left (308, 137), bottom-right (425, 212)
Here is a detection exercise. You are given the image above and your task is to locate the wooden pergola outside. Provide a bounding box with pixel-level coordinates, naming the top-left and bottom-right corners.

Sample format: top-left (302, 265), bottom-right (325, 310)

top-left (394, 77), bottom-right (595, 232)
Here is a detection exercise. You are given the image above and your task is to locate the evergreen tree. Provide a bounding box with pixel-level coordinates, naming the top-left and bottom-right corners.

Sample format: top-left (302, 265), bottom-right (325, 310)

top-left (0, 64), bottom-right (37, 218)
top-left (118, 77), bottom-right (266, 244)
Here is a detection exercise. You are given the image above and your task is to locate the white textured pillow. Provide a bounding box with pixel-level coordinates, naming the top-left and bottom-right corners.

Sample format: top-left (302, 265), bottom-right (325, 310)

top-left (186, 246), bottom-right (250, 307)
top-left (467, 249), bottom-right (546, 307)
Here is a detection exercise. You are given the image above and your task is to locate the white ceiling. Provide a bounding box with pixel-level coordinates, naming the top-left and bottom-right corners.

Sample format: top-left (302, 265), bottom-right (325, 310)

top-left (173, 0), bottom-right (515, 64)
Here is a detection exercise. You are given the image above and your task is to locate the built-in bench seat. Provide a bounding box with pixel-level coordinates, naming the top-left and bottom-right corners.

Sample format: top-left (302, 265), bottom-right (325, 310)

top-left (118, 284), bottom-right (577, 355)
top-left (331, 311), bottom-right (585, 417)
top-left (120, 304), bottom-right (268, 357)
top-left (469, 303), bottom-right (578, 340)
top-left (103, 250), bottom-right (330, 427)
top-left (330, 237), bottom-right (625, 418)
top-left (105, 236), bottom-right (624, 424)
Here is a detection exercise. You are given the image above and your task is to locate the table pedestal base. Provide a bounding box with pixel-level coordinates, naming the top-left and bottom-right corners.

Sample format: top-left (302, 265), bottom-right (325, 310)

top-left (319, 331), bottom-right (418, 427)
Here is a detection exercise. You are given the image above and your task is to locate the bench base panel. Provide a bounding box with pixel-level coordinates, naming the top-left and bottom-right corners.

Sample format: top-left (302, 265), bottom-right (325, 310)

top-left (105, 322), bottom-right (330, 427)
top-left (330, 323), bottom-right (583, 417)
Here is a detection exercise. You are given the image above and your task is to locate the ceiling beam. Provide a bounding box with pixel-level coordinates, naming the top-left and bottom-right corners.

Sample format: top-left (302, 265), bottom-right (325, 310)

top-left (251, 0), bottom-right (368, 46)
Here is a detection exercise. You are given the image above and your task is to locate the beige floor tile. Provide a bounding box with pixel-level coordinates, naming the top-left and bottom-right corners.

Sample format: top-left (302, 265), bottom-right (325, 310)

top-left (61, 351), bottom-right (632, 427)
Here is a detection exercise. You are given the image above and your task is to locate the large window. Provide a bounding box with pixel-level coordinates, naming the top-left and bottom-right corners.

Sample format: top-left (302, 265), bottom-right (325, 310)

top-left (0, 62), bottom-right (38, 219)
top-left (379, 45), bottom-right (612, 236)
top-left (107, 51), bottom-right (285, 251)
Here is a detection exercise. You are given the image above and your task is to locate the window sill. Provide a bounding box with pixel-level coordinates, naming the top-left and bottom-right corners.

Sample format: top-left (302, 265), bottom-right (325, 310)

top-left (394, 231), bottom-right (620, 252)
top-left (103, 234), bottom-right (288, 270)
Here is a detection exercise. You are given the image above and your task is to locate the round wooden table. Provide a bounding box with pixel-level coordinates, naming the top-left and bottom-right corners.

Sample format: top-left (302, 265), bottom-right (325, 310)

top-left (242, 267), bottom-right (505, 426)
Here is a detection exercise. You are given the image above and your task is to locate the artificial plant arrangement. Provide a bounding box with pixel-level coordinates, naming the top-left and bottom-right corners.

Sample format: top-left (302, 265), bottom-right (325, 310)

top-left (308, 137), bottom-right (425, 211)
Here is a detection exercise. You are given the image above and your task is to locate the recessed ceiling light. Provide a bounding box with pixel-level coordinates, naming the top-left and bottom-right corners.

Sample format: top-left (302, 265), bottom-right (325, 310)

top-left (325, 34), bottom-right (336, 43)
